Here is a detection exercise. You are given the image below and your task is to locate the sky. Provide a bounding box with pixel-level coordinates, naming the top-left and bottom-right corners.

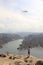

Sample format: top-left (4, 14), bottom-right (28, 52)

top-left (0, 0), bottom-right (43, 33)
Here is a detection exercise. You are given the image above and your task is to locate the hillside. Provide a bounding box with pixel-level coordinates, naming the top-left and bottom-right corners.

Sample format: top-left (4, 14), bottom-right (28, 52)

top-left (0, 54), bottom-right (43, 65)
top-left (0, 33), bottom-right (21, 46)
top-left (18, 33), bottom-right (43, 49)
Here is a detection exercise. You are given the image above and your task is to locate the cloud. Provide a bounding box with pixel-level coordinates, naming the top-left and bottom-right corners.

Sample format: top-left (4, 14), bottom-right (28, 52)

top-left (0, 0), bottom-right (43, 32)
top-left (0, 5), bottom-right (42, 32)
top-left (0, 23), bottom-right (5, 28)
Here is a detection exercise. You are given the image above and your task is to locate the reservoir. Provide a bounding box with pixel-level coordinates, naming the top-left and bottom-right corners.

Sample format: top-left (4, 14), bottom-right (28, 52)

top-left (0, 39), bottom-right (43, 59)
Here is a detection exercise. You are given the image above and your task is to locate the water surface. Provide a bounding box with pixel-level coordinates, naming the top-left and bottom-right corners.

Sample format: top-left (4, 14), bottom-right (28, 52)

top-left (0, 39), bottom-right (43, 59)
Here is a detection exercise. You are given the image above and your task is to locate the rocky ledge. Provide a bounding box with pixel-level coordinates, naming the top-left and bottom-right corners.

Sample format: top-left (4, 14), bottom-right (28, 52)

top-left (0, 54), bottom-right (43, 65)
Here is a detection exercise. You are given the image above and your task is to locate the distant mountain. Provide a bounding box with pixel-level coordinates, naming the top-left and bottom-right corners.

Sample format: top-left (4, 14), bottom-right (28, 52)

top-left (0, 33), bottom-right (22, 45)
top-left (18, 33), bottom-right (43, 49)
top-left (16, 32), bottom-right (32, 38)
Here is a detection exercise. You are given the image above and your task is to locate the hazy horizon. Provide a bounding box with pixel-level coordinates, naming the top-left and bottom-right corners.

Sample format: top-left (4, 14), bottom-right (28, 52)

top-left (0, 0), bottom-right (43, 33)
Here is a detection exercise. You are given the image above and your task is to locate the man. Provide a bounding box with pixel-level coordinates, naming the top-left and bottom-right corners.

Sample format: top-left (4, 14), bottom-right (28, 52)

top-left (28, 46), bottom-right (30, 56)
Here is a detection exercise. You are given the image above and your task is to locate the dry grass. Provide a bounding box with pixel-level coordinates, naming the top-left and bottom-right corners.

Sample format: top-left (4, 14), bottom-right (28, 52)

top-left (0, 54), bottom-right (43, 65)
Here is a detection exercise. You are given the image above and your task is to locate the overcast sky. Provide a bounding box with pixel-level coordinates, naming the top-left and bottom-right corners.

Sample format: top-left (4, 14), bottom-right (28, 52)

top-left (0, 0), bottom-right (43, 33)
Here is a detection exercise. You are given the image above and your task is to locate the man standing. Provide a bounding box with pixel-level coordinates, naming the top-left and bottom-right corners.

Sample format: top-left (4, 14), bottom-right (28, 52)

top-left (28, 46), bottom-right (30, 56)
